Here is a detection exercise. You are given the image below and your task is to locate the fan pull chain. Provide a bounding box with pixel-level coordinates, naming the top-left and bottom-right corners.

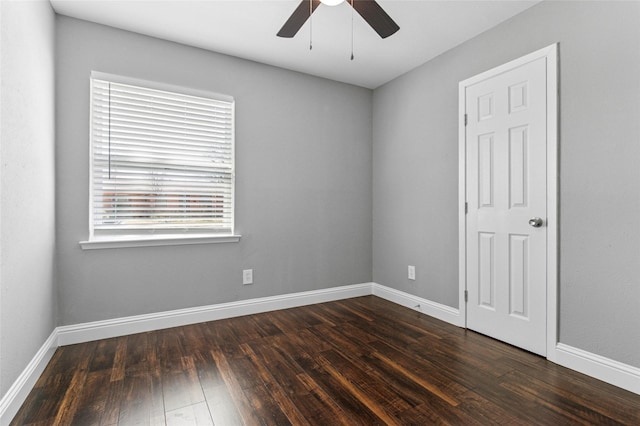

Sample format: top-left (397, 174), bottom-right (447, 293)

top-left (309, 0), bottom-right (313, 50)
top-left (350, 0), bottom-right (354, 60)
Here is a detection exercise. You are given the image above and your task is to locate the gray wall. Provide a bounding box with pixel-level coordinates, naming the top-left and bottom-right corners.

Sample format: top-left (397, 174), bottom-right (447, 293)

top-left (56, 16), bottom-right (373, 325)
top-left (0, 1), bottom-right (57, 396)
top-left (373, 0), bottom-right (640, 367)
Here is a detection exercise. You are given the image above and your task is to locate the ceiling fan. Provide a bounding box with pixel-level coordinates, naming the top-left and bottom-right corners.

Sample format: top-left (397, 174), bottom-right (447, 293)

top-left (277, 0), bottom-right (400, 39)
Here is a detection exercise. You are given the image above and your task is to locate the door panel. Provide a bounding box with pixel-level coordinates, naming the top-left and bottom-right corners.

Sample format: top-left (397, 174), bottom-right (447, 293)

top-left (465, 57), bottom-right (547, 356)
top-left (509, 234), bottom-right (529, 318)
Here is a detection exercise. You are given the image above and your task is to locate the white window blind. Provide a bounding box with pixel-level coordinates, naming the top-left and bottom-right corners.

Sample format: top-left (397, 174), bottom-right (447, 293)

top-left (90, 75), bottom-right (235, 237)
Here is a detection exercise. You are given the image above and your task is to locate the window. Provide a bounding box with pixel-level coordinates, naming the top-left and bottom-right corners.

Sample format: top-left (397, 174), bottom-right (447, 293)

top-left (84, 72), bottom-right (237, 248)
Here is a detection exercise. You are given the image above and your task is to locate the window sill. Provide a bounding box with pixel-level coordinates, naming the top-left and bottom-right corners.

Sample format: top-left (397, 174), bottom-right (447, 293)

top-left (79, 234), bottom-right (241, 250)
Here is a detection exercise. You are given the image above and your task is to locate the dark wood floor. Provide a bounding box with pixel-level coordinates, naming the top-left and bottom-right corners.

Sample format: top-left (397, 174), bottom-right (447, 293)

top-left (11, 296), bottom-right (640, 425)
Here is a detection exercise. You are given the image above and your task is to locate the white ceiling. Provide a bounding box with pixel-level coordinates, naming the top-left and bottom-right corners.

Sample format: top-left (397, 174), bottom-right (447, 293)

top-left (50, 0), bottom-right (541, 89)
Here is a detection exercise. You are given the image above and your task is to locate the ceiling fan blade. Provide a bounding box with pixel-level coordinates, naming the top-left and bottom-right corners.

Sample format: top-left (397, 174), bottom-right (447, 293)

top-left (351, 0), bottom-right (399, 39)
top-left (277, 0), bottom-right (321, 38)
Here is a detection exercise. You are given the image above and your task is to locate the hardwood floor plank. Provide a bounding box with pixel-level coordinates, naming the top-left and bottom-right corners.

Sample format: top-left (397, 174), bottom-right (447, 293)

top-left (117, 375), bottom-right (154, 425)
top-left (314, 300), bottom-right (371, 324)
top-left (89, 337), bottom-right (120, 373)
top-left (191, 347), bottom-right (243, 425)
top-left (350, 297), bottom-right (461, 340)
top-left (225, 315), bottom-right (264, 343)
top-left (110, 338), bottom-right (127, 383)
top-left (402, 335), bottom-right (518, 387)
top-left (368, 340), bottom-right (470, 400)
top-left (283, 307), bottom-right (325, 329)
top-left (165, 401), bottom-right (213, 426)
top-left (467, 372), bottom-right (582, 424)
top-left (295, 372), bottom-right (358, 426)
top-left (351, 313), bottom-right (425, 351)
top-left (332, 299), bottom-right (376, 322)
top-left (319, 349), bottom-right (412, 416)
top-left (147, 334), bottom-right (167, 425)
top-left (240, 343), bottom-right (309, 425)
top-left (202, 321), bottom-right (247, 360)
top-left (463, 389), bottom-right (530, 424)
top-left (371, 350), bottom-right (460, 406)
top-left (161, 356), bottom-right (206, 413)
top-left (52, 342), bottom-right (97, 425)
top-left (292, 328), bottom-right (334, 354)
top-left (247, 340), bottom-right (309, 396)
top-left (395, 403), bottom-right (452, 426)
top-left (200, 383), bottom-right (243, 426)
top-left (10, 349), bottom-right (71, 425)
top-left (114, 333), bottom-right (166, 425)
top-left (208, 347), bottom-right (263, 426)
top-left (308, 324), bottom-right (369, 358)
top-left (246, 315), bottom-right (284, 339)
top-left (10, 296), bottom-right (640, 425)
top-left (313, 323), bottom-right (463, 413)
top-left (496, 355), bottom-right (640, 423)
top-left (500, 369), bottom-right (633, 425)
top-left (336, 321), bottom-right (379, 344)
top-left (198, 319), bottom-right (239, 347)
top-left (298, 357), bottom-right (391, 425)
top-left (99, 372), bottom-right (124, 425)
top-left (265, 309), bottom-right (306, 335)
top-left (67, 370), bottom-right (110, 426)
top-left (315, 354), bottom-right (402, 426)
top-left (300, 304), bottom-right (339, 327)
top-left (240, 383), bottom-right (292, 426)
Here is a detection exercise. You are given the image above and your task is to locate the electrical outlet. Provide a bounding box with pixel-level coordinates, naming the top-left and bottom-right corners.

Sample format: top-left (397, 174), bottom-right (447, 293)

top-left (408, 265), bottom-right (416, 281)
top-left (242, 269), bottom-right (253, 285)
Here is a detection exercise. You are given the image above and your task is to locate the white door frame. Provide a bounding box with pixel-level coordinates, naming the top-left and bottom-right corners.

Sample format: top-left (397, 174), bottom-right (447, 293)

top-left (458, 43), bottom-right (559, 360)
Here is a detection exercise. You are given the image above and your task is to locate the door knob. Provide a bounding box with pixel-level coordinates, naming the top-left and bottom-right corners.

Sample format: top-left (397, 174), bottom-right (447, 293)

top-left (529, 217), bottom-right (543, 228)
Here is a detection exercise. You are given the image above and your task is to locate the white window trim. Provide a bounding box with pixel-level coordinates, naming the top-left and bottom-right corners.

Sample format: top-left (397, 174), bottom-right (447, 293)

top-left (81, 71), bottom-right (240, 250)
top-left (80, 234), bottom-right (241, 250)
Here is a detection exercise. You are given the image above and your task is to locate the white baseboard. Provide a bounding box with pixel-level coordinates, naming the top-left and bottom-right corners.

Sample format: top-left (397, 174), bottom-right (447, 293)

top-left (57, 282), bottom-right (373, 346)
top-left (0, 331), bottom-right (58, 426)
top-left (372, 283), bottom-right (463, 327)
top-left (371, 285), bottom-right (640, 396)
top-left (554, 343), bottom-right (640, 395)
top-left (3, 282), bottom-right (638, 426)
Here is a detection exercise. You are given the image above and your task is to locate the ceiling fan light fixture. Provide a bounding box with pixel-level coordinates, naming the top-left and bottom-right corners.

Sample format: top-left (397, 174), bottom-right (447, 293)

top-left (320, 0), bottom-right (344, 6)
top-left (277, 0), bottom-right (399, 39)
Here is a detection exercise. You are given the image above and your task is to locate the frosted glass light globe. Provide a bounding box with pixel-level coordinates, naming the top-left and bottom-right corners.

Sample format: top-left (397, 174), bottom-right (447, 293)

top-left (320, 0), bottom-right (344, 6)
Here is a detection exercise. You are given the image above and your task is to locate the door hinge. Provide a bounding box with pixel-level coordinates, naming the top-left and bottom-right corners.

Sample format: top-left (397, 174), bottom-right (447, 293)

top-left (464, 290), bottom-right (468, 302)
top-left (465, 202), bottom-right (468, 214)
top-left (464, 114), bottom-right (468, 126)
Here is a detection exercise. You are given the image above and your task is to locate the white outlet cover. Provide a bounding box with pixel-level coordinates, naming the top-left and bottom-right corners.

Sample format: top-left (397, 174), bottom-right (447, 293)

top-left (408, 265), bottom-right (416, 280)
top-left (243, 269), bottom-right (253, 285)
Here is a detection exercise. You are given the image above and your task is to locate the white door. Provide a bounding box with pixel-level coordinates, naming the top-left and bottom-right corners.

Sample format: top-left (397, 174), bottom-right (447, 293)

top-left (465, 56), bottom-right (548, 356)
